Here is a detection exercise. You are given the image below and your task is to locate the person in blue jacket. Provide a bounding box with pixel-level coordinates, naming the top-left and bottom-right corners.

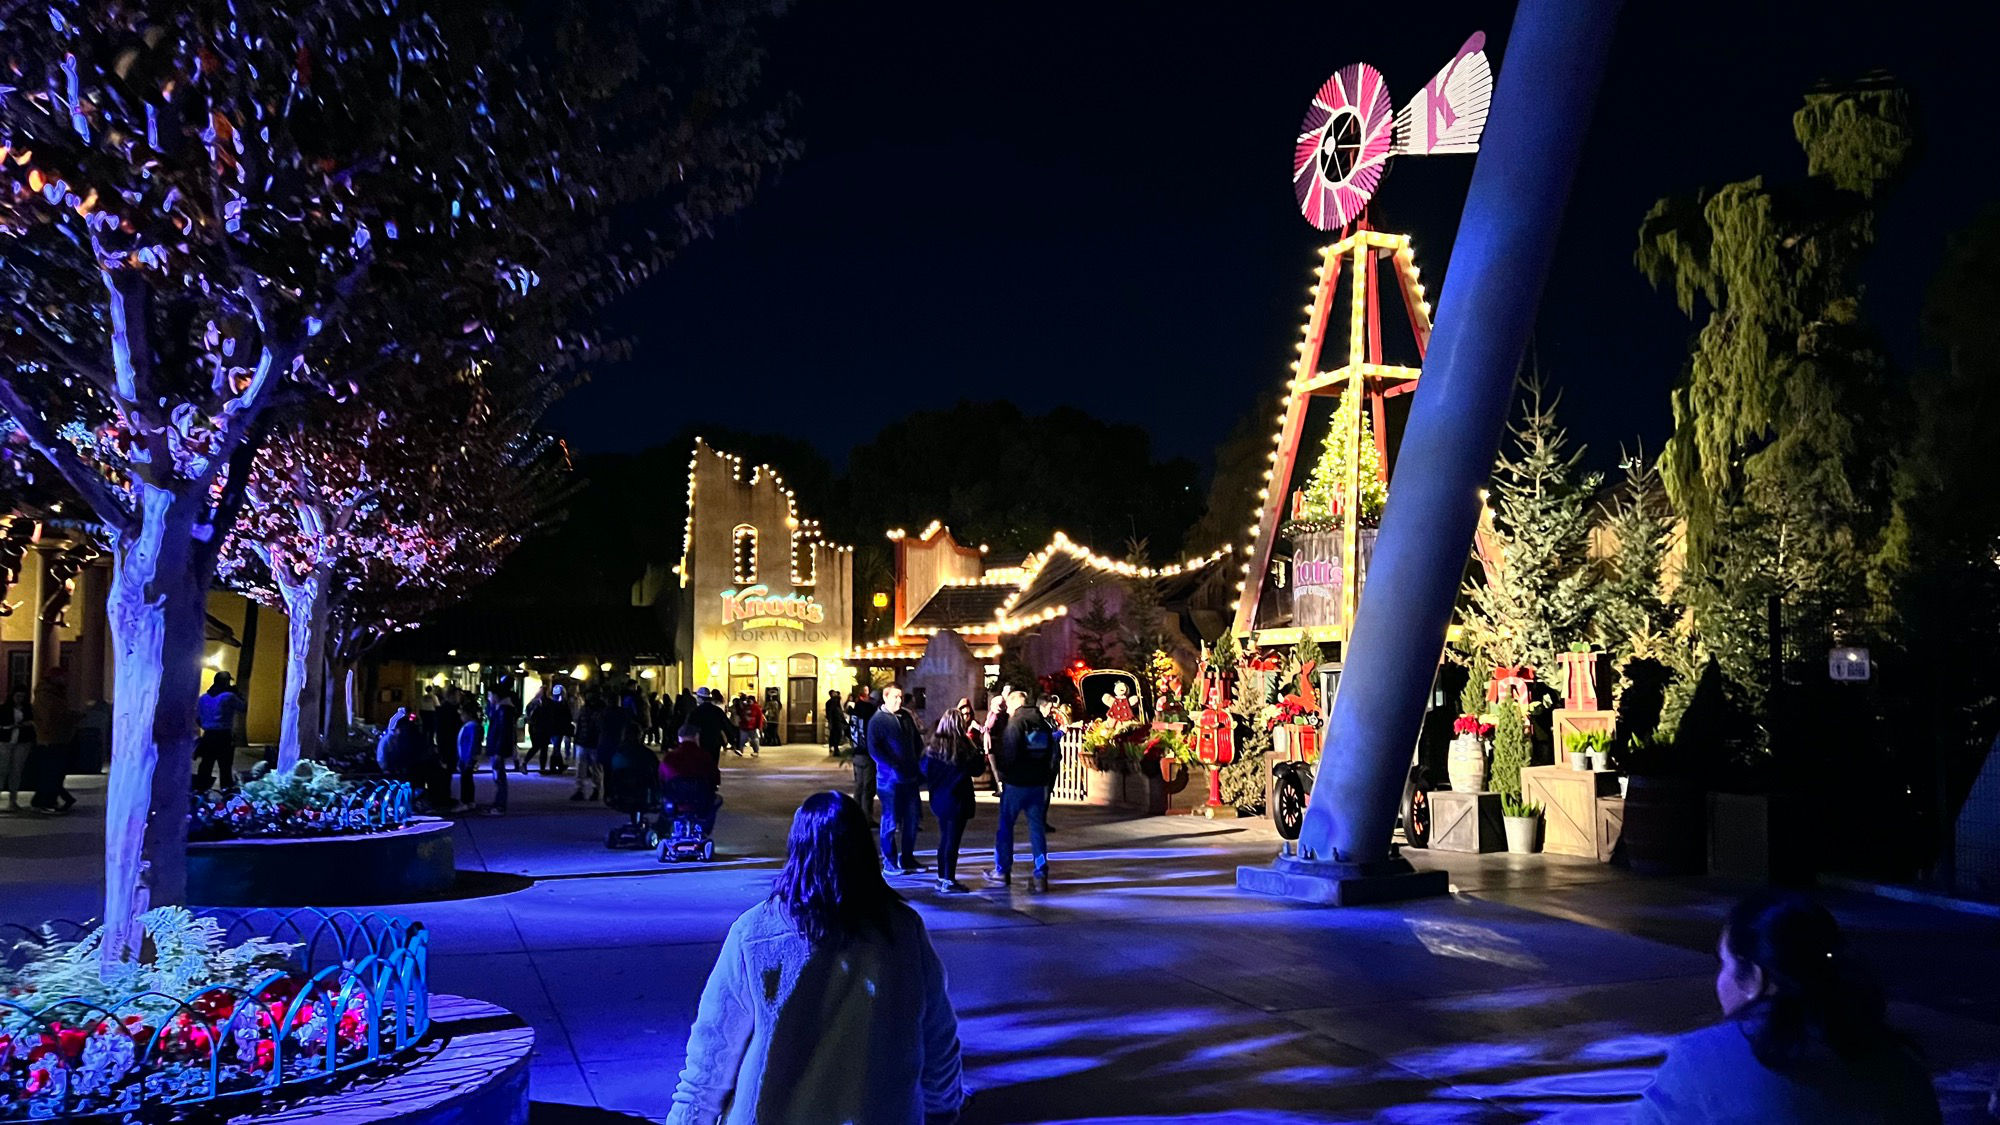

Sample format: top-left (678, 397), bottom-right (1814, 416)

top-left (1631, 889), bottom-right (1940, 1123)
top-left (865, 683), bottom-right (925, 875)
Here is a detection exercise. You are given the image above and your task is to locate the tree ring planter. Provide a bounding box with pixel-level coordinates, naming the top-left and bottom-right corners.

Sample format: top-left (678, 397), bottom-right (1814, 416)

top-left (239, 995), bottom-right (530, 1125)
top-left (189, 820), bottom-right (456, 907)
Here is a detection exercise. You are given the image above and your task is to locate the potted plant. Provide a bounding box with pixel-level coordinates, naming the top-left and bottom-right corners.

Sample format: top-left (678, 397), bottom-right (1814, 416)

top-left (1565, 730), bottom-right (1605, 771)
top-left (1502, 796), bottom-right (1543, 854)
top-left (1447, 714), bottom-right (1494, 792)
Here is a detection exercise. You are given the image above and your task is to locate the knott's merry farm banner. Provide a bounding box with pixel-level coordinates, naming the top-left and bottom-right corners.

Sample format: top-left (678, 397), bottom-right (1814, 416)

top-left (720, 585), bottom-right (828, 630)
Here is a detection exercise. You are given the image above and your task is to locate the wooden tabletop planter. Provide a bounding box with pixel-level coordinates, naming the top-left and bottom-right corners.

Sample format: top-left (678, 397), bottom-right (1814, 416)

top-left (1521, 765), bottom-right (1618, 858)
top-left (188, 818), bottom-right (457, 907)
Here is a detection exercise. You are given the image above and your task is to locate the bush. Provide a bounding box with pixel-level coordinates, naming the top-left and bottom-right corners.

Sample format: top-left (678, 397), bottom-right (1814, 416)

top-left (1491, 701), bottom-right (1530, 802)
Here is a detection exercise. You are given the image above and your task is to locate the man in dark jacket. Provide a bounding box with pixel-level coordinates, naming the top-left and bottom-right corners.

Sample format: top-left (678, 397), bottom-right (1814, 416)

top-left (846, 688), bottom-right (879, 818)
top-left (866, 683), bottom-right (925, 874)
top-left (688, 687), bottom-right (741, 763)
top-left (991, 689), bottom-right (1059, 891)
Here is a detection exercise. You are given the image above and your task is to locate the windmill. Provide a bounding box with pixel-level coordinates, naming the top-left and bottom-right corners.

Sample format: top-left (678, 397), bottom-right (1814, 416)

top-left (1235, 34), bottom-right (1493, 653)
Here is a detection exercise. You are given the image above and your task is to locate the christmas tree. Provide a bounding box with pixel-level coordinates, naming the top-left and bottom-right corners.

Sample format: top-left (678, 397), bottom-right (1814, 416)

top-left (1297, 393), bottom-right (1388, 529)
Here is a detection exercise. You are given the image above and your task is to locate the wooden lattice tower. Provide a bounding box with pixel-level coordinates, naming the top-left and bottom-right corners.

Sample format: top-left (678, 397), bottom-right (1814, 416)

top-left (1232, 224), bottom-right (1436, 648)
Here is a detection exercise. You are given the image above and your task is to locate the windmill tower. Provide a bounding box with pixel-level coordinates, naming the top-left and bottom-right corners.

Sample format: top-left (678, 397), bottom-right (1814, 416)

top-left (1233, 34), bottom-right (1492, 653)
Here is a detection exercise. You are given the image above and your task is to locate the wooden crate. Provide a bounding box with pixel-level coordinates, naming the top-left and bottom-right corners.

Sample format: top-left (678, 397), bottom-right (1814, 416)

top-left (1551, 708), bottom-right (1615, 765)
top-left (1522, 765), bottom-right (1619, 858)
top-left (1596, 796), bottom-right (1625, 863)
top-left (1428, 790), bottom-right (1504, 853)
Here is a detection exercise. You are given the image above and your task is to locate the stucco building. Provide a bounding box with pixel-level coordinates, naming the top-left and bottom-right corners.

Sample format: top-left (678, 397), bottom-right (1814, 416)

top-left (674, 439), bottom-right (854, 744)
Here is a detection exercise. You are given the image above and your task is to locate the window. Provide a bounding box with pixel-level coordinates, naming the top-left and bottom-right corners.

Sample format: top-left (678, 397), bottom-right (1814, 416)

top-left (787, 654), bottom-right (818, 677)
top-left (791, 536), bottom-right (817, 586)
top-left (732, 525), bottom-right (758, 584)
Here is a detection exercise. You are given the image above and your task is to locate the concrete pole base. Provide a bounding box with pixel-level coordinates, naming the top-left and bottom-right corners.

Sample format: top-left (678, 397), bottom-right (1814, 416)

top-left (1236, 853), bottom-right (1449, 906)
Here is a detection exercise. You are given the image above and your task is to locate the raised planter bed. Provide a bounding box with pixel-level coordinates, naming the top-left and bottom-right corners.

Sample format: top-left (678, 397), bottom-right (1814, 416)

top-left (189, 819), bottom-right (456, 907)
top-left (248, 995), bottom-right (531, 1125)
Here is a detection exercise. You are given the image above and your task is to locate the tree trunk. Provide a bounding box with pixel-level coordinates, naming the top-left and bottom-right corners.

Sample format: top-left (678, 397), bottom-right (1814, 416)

top-left (324, 659), bottom-right (351, 748)
top-left (274, 569), bottom-right (330, 771)
top-left (103, 486), bottom-right (207, 970)
top-left (233, 601), bottom-right (259, 746)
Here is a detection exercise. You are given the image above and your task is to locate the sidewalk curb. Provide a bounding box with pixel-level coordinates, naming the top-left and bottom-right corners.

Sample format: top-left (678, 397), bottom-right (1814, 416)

top-left (1820, 875), bottom-right (2000, 920)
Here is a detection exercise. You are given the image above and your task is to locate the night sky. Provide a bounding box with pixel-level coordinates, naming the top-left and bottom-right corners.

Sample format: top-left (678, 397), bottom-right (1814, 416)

top-left (548, 0), bottom-right (1988, 478)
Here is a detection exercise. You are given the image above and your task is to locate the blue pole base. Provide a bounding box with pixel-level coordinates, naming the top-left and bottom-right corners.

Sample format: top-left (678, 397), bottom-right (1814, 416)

top-left (1236, 853), bottom-right (1449, 907)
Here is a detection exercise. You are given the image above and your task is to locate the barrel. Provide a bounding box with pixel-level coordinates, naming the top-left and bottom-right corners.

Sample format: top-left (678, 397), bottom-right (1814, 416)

top-left (1621, 774), bottom-right (1707, 875)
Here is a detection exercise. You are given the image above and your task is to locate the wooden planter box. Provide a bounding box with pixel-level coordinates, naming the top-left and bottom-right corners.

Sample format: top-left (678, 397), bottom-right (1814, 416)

top-left (1595, 796), bottom-right (1625, 863)
top-left (1428, 790), bottom-right (1504, 853)
top-left (1083, 765), bottom-right (1166, 815)
top-left (1521, 765), bottom-right (1618, 858)
top-left (1708, 791), bottom-right (1808, 881)
top-left (1551, 708), bottom-right (1615, 766)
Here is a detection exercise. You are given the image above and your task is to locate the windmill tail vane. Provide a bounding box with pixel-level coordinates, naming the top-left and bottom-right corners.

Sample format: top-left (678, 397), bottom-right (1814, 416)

top-left (1293, 32), bottom-right (1493, 232)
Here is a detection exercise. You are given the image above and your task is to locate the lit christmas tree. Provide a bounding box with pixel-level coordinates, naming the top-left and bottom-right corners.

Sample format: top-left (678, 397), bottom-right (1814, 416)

top-left (1296, 393), bottom-right (1387, 529)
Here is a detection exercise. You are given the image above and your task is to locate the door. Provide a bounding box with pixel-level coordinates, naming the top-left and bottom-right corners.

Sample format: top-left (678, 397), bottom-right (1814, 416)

top-left (786, 654), bottom-right (818, 744)
top-left (726, 653), bottom-right (758, 702)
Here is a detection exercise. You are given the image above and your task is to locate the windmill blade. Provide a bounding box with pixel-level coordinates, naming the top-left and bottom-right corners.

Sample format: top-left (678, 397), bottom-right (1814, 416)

top-left (1392, 32), bottom-right (1492, 156)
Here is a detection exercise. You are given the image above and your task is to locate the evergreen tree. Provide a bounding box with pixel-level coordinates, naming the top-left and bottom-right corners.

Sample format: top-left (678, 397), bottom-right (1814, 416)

top-left (1635, 78), bottom-right (1912, 703)
top-left (1590, 453), bottom-right (1679, 664)
top-left (1117, 538), bottom-right (1171, 670)
top-left (1490, 701), bottom-right (1530, 802)
top-left (1073, 590), bottom-right (1121, 671)
top-left (1459, 377), bottom-right (1603, 676)
top-left (1298, 392), bottom-right (1387, 528)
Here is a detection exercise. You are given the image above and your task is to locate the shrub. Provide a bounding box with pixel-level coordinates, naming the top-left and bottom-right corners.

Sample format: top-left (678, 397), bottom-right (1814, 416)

top-left (1491, 701), bottom-right (1530, 802)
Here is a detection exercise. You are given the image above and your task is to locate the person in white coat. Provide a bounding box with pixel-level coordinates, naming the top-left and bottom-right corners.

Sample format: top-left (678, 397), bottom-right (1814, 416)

top-left (667, 789), bottom-right (966, 1125)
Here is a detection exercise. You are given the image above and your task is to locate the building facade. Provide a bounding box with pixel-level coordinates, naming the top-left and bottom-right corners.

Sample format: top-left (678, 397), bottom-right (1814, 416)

top-left (674, 440), bottom-right (854, 744)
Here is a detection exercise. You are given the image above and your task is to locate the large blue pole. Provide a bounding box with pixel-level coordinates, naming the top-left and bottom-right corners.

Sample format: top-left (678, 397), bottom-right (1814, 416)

top-left (1299, 0), bottom-right (1623, 864)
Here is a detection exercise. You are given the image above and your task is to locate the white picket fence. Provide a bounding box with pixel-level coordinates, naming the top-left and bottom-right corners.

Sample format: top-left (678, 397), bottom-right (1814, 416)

top-left (1053, 726), bottom-right (1088, 803)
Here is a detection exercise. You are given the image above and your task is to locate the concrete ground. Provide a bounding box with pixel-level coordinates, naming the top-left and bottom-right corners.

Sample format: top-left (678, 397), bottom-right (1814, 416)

top-left (4, 744), bottom-right (1996, 1123)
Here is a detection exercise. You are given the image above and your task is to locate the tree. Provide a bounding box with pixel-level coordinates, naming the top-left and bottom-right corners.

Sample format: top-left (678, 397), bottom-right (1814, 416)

top-left (1297, 392), bottom-right (1386, 528)
top-left (1072, 591), bottom-right (1120, 671)
top-left (1458, 377), bottom-right (1602, 676)
top-left (218, 374), bottom-right (566, 767)
top-left (1636, 78), bottom-right (1912, 702)
top-left (1589, 452), bottom-right (1679, 663)
top-left (1184, 390), bottom-right (1280, 556)
top-left (1878, 208), bottom-right (2000, 785)
top-left (0, 0), bottom-right (555, 961)
top-left (0, 0), bottom-right (791, 962)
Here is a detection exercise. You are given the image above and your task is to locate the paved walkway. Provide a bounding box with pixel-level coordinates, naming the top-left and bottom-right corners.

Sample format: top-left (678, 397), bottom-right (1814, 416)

top-left (4, 746), bottom-right (1996, 1122)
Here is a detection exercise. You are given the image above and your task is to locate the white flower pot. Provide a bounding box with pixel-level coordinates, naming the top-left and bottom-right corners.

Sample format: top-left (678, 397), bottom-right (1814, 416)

top-left (1504, 815), bottom-right (1541, 854)
top-left (1446, 735), bottom-right (1489, 793)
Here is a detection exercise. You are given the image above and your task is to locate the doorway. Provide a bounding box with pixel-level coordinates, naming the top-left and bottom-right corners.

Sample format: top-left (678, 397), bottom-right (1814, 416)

top-left (726, 653), bottom-right (758, 702)
top-left (786, 654), bottom-right (818, 745)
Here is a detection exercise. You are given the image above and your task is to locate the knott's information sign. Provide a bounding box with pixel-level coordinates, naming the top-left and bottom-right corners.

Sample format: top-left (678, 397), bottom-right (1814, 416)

top-left (720, 585), bottom-right (826, 632)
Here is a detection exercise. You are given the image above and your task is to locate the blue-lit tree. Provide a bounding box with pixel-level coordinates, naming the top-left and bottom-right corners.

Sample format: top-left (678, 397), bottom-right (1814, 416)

top-left (0, 0), bottom-right (791, 964)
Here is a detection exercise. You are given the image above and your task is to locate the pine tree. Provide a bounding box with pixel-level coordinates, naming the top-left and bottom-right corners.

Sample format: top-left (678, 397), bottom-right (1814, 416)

top-left (1298, 392), bottom-right (1387, 528)
top-left (1590, 453), bottom-right (1678, 663)
top-left (1073, 591), bottom-right (1121, 670)
top-left (1460, 377), bottom-right (1603, 676)
top-left (1490, 701), bottom-right (1530, 802)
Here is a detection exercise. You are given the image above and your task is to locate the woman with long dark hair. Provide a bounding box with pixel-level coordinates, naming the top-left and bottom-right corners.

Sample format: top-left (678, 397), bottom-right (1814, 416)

top-left (922, 703), bottom-right (986, 895)
top-left (1632, 889), bottom-right (1939, 1122)
top-left (667, 790), bottom-right (965, 1124)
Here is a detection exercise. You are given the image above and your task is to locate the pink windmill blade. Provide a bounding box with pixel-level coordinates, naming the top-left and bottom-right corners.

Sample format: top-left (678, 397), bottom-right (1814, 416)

top-left (1292, 32), bottom-right (1494, 231)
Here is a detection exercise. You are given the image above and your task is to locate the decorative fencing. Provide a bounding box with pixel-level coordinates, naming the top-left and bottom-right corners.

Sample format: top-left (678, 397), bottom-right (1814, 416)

top-left (1053, 727), bottom-right (1088, 803)
top-left (0, 909), bottom-right (429, 1121)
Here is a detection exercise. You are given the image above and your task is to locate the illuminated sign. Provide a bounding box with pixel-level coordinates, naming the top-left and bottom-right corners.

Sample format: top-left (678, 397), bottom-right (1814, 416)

top-left (721, 584), bottom-right (826, 631)
top-left (1293, 559), bottom-right (1339, 588)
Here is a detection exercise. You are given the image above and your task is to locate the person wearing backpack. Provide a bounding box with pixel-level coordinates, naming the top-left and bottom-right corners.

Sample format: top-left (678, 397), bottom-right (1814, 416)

top-left (989, 689), bottom-right (1058, 892)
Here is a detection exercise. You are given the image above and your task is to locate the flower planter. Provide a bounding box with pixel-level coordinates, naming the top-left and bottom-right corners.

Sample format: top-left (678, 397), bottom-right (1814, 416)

top-left (1503, 814), bottom-right (1542, 854)
top-left (1568, 752), bottom-right (1594, 772)
top-left (1083, 764), bottom-right (1125, 807)
top-left (1446, 735), bottom-right (1489, 793)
